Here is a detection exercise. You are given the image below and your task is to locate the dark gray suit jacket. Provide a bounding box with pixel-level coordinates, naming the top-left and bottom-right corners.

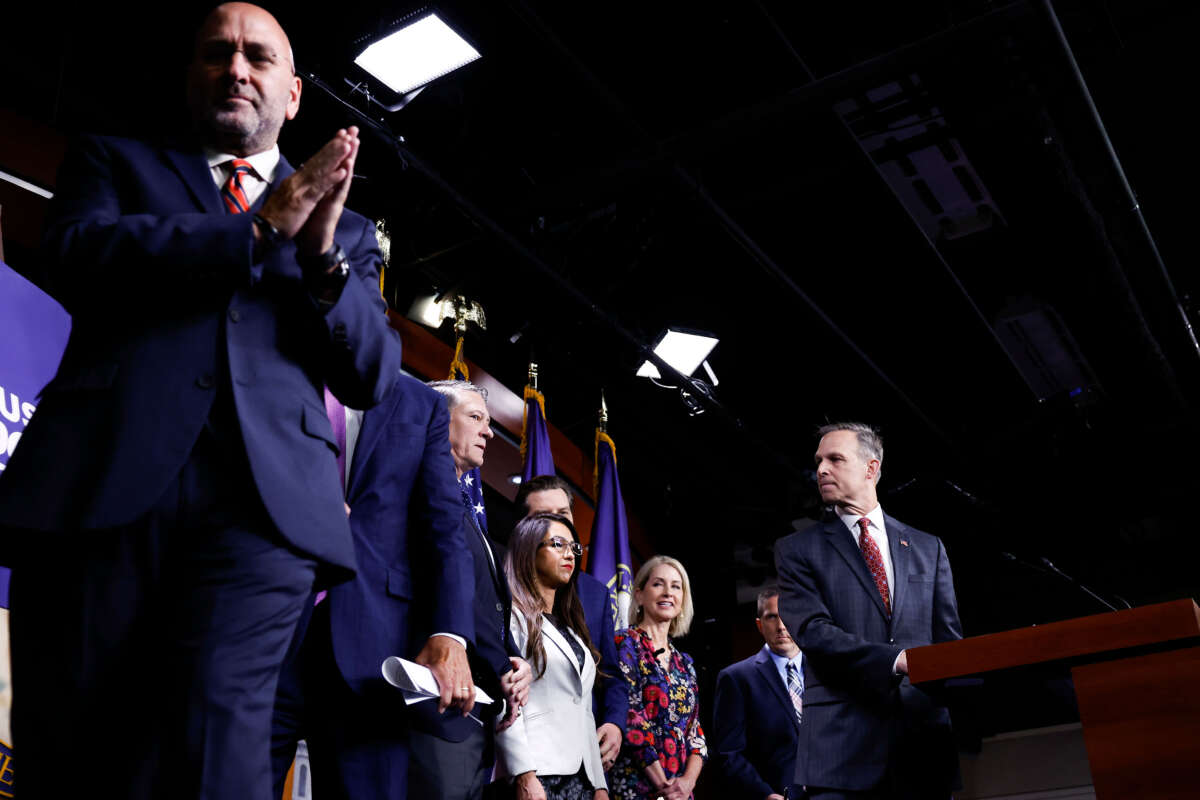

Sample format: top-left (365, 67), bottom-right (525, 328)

top-left (774, 511), bottom-right (962, 793)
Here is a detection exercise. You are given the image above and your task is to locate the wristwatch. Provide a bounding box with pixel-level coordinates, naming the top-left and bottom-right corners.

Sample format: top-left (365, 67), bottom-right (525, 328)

top-left (298, 242), bottom-right (351, 296)
top-left (252, 213), bottom-right (287, 249)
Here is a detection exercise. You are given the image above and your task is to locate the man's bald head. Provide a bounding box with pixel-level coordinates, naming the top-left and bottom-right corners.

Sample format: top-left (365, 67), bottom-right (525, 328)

top-left (187, 3), bottom-right (301, 155)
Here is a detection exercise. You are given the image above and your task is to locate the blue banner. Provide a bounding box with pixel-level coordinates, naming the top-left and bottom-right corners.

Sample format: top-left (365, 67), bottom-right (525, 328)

top-left (520, 386), bottom-right (554, 483)
top-left (586, 431), bottom-right (633, 629)
top-left (0, 261), bottom-right (72, 607)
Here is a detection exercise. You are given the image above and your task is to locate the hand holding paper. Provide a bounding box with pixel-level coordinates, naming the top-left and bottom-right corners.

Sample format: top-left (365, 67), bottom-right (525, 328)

top-left (381, 656), bottom-right (494, 726)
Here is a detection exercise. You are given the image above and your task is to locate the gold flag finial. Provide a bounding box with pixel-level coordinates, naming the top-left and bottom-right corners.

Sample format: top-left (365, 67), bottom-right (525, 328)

top-left (446, 296), bottom-right (486, 380)
top-left (451, 295), bottom-right (487, 336)
top-left (528, 362), bottom-right (539, 391)
top-left (598, 390), bottom-right (608, 433)
top-left (374, 219), bottom-right (392, 302)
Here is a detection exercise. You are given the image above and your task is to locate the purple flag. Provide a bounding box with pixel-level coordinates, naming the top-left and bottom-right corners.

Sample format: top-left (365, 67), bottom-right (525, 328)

top-left (586, 431), bottom-right (633, 628)
top-left (520, 386), bottom-right (554, 483)
top-left (0, 261), bottom-right (72, 607)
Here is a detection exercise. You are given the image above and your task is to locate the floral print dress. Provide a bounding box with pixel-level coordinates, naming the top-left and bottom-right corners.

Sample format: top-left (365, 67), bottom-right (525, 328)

top-left (609, 627), bottom-right (707, 799)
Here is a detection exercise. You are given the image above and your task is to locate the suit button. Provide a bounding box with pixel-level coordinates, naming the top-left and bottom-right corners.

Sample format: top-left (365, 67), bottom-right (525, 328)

top-left (496, 603), bottom-right (503, 612)
top-left (889, 638), bottom-right (895, 644)
top-left (196, 374), bottom-right (214, 389)
top-left (229, 308), bottom-right (241, 323)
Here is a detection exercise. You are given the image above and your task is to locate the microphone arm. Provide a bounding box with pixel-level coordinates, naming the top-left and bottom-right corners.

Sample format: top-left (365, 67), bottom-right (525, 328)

top-left (1038, 557), bottom-right (1122, 612)
top-left (999, 552), bottom-right (1126, 612)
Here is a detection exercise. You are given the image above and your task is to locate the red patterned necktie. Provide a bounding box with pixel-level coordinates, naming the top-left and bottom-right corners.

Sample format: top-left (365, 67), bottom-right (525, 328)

top-left (221, 158), bottom-right (255, 214)
top-left (857, 517), bottom-right (891, 616)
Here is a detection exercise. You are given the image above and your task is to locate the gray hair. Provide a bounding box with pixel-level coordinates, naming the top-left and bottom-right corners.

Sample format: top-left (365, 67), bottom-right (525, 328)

top-left (756, 586), bottom-right (779, 618)
top-left (426, 379), bottom-right (488, 409)
top-left (817, 421), bottom-right (883, 467)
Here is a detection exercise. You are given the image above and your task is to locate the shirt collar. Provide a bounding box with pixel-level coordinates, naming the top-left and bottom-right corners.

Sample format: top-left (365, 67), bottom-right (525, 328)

top-left (838, 503), bottom-right (885, 536)
top-left (204, 144), bottom-right (281, 183)
top-left (764, 643), bottom-right (802, 670)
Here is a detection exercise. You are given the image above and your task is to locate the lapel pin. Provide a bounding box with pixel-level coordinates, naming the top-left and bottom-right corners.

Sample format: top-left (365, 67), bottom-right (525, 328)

top-left (900, 540), bottom-right (909, 547)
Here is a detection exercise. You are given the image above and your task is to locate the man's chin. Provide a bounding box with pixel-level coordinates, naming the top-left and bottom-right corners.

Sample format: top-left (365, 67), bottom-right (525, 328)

top-left (209, 110), bottom-right (255, 134)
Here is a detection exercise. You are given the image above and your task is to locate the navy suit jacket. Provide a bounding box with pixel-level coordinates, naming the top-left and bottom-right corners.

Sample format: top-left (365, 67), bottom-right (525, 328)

top-left (774, 512), bottom-right (962, 793)
top-left (416, 479), bottom-right (520, 743)
top-left (0, 135), bottom-right (402, 580)
top-left (577, 571), bottom-right (628, 731)
top-left (325, 374), bottom-right (474, 694)
top-left (712, 647), bottom-right (801, 799)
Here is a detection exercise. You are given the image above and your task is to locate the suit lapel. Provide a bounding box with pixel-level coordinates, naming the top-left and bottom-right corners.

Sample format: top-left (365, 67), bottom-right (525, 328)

top-left (164, 146), bottom-right (223, 214)
top-left (884, 513), bottom-right (909, 623)
top-left (347, 386), bottom-right (401, 496)
top-left (254, 154), bottom-right (294, 209)
top-left (465, 508), bottom-right (507, 600)
top-left (822, 518), bottom-right (890, 620)
top-left (754, 647), bottom-right (798, 732)
top-left (542, 621), bottom-right (585, 692)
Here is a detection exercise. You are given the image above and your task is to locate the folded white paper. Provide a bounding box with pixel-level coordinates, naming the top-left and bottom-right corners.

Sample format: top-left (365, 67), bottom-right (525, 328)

top-left (381, 656), bottom-right (495, 726)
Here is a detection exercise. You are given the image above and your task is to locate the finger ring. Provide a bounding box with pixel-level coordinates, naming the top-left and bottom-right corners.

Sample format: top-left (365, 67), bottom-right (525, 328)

top-left (460, 686), bottom-right (470, 693)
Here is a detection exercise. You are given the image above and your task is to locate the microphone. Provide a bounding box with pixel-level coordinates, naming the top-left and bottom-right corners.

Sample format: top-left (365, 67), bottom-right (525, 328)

top-left (1038, 557), bottom-right (1123, 612)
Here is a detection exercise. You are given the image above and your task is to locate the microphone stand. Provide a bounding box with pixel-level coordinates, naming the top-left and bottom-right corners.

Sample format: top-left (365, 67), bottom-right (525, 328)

top-left (999, 551), bottom-right (1127, 613)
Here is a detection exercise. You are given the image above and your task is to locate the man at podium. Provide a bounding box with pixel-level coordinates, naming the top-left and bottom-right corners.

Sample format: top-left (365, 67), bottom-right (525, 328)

top-left (775, 422), bottom-right (962, 799)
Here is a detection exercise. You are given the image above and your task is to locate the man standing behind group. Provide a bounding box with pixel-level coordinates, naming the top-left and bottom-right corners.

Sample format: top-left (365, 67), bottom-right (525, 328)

top-left (712, 588), bottom-right (803, 800)
top-left (0, 3), bottom-right (403, 798)
top-left (517, 475), bottom-right (628, 774)
top-left (415, 380), bottom-right (532, 800)
top-left (775, 423), bottom-right (962, 799)
top-left (270, 371), bottom-right (475, 800)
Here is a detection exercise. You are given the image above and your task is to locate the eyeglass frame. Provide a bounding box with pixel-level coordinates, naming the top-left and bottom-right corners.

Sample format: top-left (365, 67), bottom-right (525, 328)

top-left (537, 536), bottom-right (583, 557)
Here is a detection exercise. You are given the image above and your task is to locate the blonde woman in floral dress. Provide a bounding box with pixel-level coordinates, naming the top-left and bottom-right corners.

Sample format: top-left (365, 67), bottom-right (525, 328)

top-left (609, 556), bottom-right (706, 800)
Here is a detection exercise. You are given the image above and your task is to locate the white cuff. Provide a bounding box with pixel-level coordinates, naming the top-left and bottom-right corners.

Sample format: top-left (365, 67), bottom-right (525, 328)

top-left (432, 632), bottom-right (467, 648)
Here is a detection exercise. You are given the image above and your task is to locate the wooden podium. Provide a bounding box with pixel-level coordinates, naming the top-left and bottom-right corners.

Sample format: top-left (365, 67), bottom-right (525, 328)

top-left (907, 599), bottom-right (1200, 799)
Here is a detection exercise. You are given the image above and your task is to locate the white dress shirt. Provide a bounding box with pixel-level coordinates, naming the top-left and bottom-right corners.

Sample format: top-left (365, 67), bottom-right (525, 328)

top-left (837, 503), bottom-right (893, 605)
top-left (204, 145), bottom-right (280, 204)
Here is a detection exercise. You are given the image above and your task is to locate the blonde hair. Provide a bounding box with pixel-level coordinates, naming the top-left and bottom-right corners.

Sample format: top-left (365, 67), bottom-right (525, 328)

top-left (629, 555), bottom-right (695, 637)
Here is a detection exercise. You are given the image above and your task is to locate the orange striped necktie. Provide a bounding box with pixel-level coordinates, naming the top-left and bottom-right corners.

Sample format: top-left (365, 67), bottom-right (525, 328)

top-left (221, 158), bottom-right (255, 214)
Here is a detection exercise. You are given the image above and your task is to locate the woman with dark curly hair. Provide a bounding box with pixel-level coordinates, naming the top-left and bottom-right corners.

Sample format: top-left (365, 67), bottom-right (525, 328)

top-left (494, 513), bottom-right (609, 800)
top-left (609, 556), bottom-right (706, 800)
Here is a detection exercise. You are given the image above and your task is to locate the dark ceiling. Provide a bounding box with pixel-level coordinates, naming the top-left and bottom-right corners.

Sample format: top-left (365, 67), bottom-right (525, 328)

top-left (4, 0), bottom-right (1199, 652)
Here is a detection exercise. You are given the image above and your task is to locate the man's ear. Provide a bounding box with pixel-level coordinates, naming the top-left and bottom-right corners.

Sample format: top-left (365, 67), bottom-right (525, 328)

top-left (285, 75), bottom-right (301, 120)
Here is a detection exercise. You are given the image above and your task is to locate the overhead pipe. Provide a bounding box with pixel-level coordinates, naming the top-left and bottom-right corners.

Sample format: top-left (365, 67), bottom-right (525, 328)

top-left (1040, 0), bottom-right (1200, 369)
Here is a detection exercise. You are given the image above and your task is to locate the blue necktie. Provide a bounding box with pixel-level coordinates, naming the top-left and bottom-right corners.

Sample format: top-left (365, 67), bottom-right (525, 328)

top-left (786, 661), bottom-right (803, 725)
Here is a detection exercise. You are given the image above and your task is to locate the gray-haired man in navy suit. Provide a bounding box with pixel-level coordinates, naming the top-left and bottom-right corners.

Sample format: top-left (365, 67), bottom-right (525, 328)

top-left (775, 422), bottom-right (962, 799)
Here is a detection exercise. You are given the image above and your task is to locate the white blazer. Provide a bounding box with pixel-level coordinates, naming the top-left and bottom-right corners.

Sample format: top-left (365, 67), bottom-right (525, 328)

top-left (495, 610), bottom-right (608, 790)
